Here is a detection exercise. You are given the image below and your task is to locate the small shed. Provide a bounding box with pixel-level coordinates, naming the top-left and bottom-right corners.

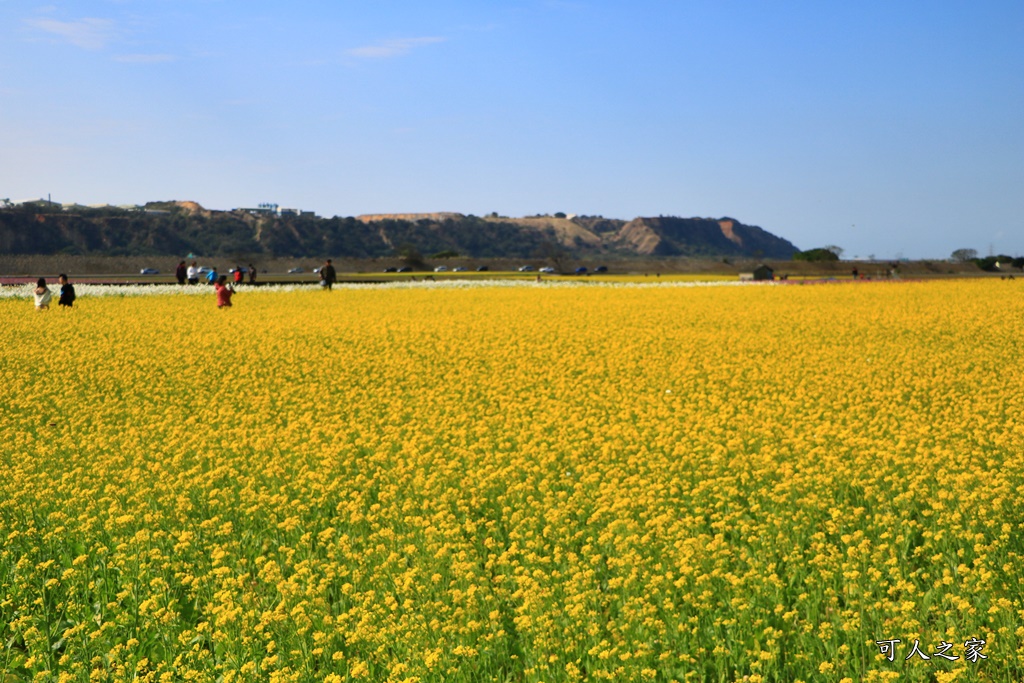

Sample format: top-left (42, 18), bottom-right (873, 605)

top-left (752, 264), bottom-right (775, 281)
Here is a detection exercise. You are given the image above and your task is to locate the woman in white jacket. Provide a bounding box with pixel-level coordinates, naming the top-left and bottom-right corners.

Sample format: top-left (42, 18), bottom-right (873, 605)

top-left (34, 278), bottom-right (52, 310)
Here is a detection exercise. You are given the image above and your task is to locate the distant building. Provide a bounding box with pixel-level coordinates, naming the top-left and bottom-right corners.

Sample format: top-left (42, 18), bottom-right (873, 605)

top-left (276, 207), bottom-right (316, 218)
top-left (15, 198), bottom-right (61, 209)
top-left (753, 264), bottom-right (775, 281)
top-left (357, 212), bottom-right (465, 223)
top-left (235, 203), bottom-right (314, 218)
top-left (236, 202), bottom-right (278, 216)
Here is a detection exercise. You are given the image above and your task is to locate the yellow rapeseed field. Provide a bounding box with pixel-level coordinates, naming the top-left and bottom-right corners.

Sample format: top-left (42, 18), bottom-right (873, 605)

top-left (1, 280), bottom-right (1022, 682)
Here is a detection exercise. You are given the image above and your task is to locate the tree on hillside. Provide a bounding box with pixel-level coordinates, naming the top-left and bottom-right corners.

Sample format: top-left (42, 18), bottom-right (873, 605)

top-left (951, 248), bottom-right (977, 262)
top-left (793, 248), bottom-right (840, 262)
top-left (397, 242), bottom-right (425, 269)
top-left (823, 244), bottom-right (844, 259)
top-left (973, 254), bottom-right (1016, 272)
top-left (973, 256), bottom-right (999, 272)
top-left (537, 238), bottom-right (569, 272)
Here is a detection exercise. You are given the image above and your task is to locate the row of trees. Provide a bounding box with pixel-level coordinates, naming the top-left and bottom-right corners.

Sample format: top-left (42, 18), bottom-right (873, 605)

top-left (793, 246), bottom-right (1024, 271)
top-left (793, 245), bottom-right (843, 261)
top-left (952, 248), bottom-right (1024, 272)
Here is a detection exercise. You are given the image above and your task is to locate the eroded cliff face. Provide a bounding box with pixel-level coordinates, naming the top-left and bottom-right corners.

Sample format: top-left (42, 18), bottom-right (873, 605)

top-left (605, 217), bottom-right (797, 258)
top-left (613, 218), bottom-right (664, 255)
top-left (718, 219), bottom-right (742, 247)
top-left (477, 215), bottom-right (796, 259)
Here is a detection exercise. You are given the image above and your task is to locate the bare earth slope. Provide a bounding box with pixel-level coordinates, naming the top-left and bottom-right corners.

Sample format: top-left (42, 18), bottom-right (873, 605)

top-left (483, 215), bottom-right (797, 259)
top-left (612, 216), bottom-right (798, 258)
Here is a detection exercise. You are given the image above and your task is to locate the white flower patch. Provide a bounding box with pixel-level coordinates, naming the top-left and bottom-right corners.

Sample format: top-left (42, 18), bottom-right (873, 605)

top-left (0, 283), bottom-right (322, 300)
top-left (0, 278), bottom-right (772, 299)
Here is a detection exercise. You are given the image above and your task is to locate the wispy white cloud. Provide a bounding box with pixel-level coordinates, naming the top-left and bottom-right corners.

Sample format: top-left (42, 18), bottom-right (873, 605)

top-left (26, 17), bottom-right (117, 50)
top-left (114, 53), bottom-right (176, 64)
top-left (346, 37), bottom-right (445, 59)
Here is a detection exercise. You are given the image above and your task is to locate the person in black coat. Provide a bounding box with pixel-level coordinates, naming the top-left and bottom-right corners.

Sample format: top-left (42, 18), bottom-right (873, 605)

top-left (58, 274), bottom-right (76, 307)
top-left (321, 259), bottom-right (337, 290)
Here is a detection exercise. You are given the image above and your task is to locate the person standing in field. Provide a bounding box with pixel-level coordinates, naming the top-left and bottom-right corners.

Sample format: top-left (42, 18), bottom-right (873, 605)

top-left (321, 259), bottom-right (337, 290)
top-left (34, 278), bottom-right (52, 310)
top-left (187, 261), bottom-right (200, 285)
top-left (214, 275), bottom-right (235, 308)
top-left (206, 267), bottom-right (218, 285)
top-left (248, 263), bottom-right (257, 285)
top-left (176, 261), bottom-right (187, 285)
top-left (58, 274), bottom-right (76, 308)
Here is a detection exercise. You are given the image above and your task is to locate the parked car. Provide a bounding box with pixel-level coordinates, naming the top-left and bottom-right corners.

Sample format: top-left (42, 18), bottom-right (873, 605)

top-left (476, 266), bottom-right (489, 272)
top-left (140, 268), bottom-right (159, 275)
top-left (575, 266), bottom-right (588, 275)
top-left (383, 267), bottom-right (398, 273)
top-left (228, 267), bottom-right (248, 274)
top-left (518, 265), bottom-right (535, 272)
top-left (434, 266), bottom-right (448, 272)
top-left (198, 267), bottom-right (212, 275)
top-left (287, 267), bottom-right (304, 274)
top-left (595, 265), bottom-right (608, 273)
top-left (539, 266), bottom-right (556, 274)
top-left (398, 266), bottom-right (413, 273)
top-left (452, 266), bottom-right (467, 272)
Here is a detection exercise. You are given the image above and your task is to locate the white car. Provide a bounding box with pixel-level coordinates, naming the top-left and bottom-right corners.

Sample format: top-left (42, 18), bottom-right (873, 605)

top-left (287, 267), bottom-right (304, 274)
top-left (434, 266), bottom-right (448, 272)
top-left (518, 265), bottom-right (535, 272)
top-left (539, 267), bottom-right (556, 274)
top-left (452, 266), bottom-right (467, 272)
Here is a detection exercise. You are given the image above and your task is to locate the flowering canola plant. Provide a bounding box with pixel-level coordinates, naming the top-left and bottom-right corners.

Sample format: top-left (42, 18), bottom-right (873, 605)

top-left (1, 280), bottom-right (1022, 682)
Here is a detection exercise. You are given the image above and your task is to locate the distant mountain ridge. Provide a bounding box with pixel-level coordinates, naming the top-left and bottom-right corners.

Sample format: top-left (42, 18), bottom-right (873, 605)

top-left (0, 202), bottom-right (799, 259)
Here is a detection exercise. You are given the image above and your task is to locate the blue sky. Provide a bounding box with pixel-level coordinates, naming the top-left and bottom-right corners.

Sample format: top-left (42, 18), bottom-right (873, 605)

top-left (2, 1), bottom-right (1022, 258)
